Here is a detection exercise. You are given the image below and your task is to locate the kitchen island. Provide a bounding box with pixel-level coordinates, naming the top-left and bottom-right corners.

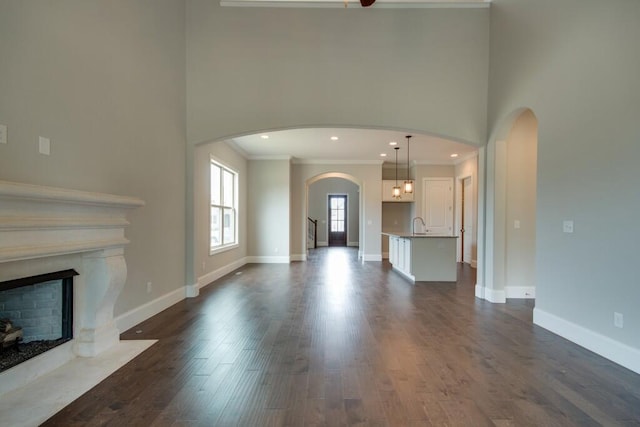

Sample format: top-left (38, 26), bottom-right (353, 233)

top-left (382, 232), bottom-right (458, 282)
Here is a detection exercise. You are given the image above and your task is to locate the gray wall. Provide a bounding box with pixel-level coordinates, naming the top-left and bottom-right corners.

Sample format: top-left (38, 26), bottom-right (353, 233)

top-left (488, 0), bottom-right (640, 350)
top-left (186, 0), bottom-right (489, 145)
top-left (308, 178), bottom-right (360, 246)
top-left (247, 159), bottom-right (291, 259)
top-left (0, 0), bottom-right (186, 317)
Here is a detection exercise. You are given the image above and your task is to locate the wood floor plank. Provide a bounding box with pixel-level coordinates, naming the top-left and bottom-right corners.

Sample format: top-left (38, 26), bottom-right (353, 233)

top-left (40, 247), bottom-right (640, 426)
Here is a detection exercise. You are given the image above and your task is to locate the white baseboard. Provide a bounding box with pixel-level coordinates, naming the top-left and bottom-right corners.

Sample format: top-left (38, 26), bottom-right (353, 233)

top-left (362, 254), bottom-right (382, 262)
top-left (197, 257), bottom-right (248, 290)
top-left (115, 286), bottom-right (185, 333)
top-left (347, 241), bottom-right (359, 247)
top-left (505, 286), bottom-right (536, 299)
top-left (392, 266), bottom-right (416, 283)
top-left (290, 254), bottom-right (307, 261)
top-left (471, 259), bottom-right (477, 268)
top-left (317, 241), bottom-right (328, 247)
top-left (382, 252), bottom-right (389, 259)
top-left (475, 285), bottom-right (506, 303)
top-left (246, 256), bottom-right (290, 263)
top-left (534, 308), bottom-right (640, 375)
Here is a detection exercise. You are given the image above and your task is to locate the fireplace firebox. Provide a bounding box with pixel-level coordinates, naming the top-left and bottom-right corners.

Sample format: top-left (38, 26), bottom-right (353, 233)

top-left (0, 269), bottom-right (77, 373)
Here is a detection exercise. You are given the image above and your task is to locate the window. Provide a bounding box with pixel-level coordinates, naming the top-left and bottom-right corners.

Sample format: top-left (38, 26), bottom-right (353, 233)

top-left (210, 158), bottom-right (238, 253)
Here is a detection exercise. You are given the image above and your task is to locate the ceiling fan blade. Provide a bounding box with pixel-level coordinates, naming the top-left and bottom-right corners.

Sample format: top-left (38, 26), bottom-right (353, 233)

top-left (360, 0), bottom-right (375, 7)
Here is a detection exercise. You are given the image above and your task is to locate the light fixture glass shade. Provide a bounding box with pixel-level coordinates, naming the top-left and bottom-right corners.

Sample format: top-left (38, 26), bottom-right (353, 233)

top-left (392, 185), bottom-right (402, 199)
top-left (403, 180), bottom-right (414, 194)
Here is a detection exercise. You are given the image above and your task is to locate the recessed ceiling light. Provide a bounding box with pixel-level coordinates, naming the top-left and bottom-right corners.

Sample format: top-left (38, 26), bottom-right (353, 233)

top-left (380, 153), bottom-right (387, 157)
top-left (260, 135), bottom-right (269, 139)
top-left (450, 153), bottom-right (459, 158)
top-left (389, 141), bottom-right (397, 146)
top-left (330, 136), bottom-right (339, 141)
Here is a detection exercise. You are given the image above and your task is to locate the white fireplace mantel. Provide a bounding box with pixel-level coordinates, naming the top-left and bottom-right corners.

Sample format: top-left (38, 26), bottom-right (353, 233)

top-left (0, 180), bottom-right (144, 394)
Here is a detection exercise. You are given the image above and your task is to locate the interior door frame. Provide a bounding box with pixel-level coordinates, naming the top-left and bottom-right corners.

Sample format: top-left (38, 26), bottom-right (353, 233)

top-left (455, 175), bottom-right (473, 264)
top-left (327, 193), bottom-right (348, 247)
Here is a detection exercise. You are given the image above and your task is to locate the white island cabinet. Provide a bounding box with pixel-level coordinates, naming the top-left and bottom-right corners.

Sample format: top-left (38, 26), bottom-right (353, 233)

top-left (384, 233), bottom-right (458, 282)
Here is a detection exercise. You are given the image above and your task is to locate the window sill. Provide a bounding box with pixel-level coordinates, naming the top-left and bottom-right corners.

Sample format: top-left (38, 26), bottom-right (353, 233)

top-left (209, 243), bottom-right (239, 256)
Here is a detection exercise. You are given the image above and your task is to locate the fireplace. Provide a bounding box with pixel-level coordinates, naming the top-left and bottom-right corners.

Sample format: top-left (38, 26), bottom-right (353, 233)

top-left (0, 270), bottom-right (77, 373)
top-left (0, 180), bottom-right (144, 396)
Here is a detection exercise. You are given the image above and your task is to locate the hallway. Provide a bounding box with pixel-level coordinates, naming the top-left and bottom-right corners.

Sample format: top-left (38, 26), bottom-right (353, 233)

top-left (45, 248), bottom-right (640, 425)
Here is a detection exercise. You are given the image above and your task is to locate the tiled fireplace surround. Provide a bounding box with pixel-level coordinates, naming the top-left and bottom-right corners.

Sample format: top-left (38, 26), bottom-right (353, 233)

top-left (0, 180), bottom-right (155, 419)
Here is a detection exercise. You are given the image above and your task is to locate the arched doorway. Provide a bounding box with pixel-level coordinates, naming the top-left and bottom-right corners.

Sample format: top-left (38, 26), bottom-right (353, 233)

top-left (305, 172), bottom-right (363, 259)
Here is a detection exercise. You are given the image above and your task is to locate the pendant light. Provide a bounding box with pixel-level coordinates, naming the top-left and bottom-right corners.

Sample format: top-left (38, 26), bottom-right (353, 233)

top-left (403, 135), bottom-right (414, 194)
top-left (392, 147), bottom-right (402, 199)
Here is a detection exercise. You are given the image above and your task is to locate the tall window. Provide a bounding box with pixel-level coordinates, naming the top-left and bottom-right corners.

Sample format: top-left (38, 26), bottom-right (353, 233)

top-left (210, 159), bottom-right (238, 253)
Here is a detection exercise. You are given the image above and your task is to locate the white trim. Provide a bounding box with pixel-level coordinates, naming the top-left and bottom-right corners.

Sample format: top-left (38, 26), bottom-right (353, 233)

top-left (209, 242), bottom-right (240, 257)
top-left (475, 284), bottom-right (485, 299)
top-left (362, 254), bottom-right (383, 262)
top-left (452, 151), bottom-right (479, 165)
top-left (316, 241), bottom-right (328, 247)
top-left (115, 287), bottom-right (185, 333)
top-left (347, 241), bottom-right (359, 247)
top-left (294, 159), bottom-right (384, 165)
top-left (221, 0), bottom-right (490, 9)
top-left (505, 286), bottom-right (535, 299)
top-left (533, 308), bottom-right (640, 375)
top-left (248, 155), bottom-right (292, 161)
top-left (478, 287), bottom-right (506, 303)
top-left (246, 255), bottom-right (291, 263)
top-left (197, 258), bottom-right (248, 289)
top-left (391, 266), bottom-right (416, 283)
top-left (471, 259), bottom-right (477, 268)
top-left (185, 282), bottom-right (199, 298)
top-left (0, 180), bottom-right (144, 209)
top-left (290, 253), bottom-right (307, 261)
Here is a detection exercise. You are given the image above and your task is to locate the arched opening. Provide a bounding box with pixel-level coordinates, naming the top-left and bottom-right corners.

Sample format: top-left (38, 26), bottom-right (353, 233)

top-left (480, 108), bottom-right (538, 302)
top-left (305, 172), bottom-right (363, 260)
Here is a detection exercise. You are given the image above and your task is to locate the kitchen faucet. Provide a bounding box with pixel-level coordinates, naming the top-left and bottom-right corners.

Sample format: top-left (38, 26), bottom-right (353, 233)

top-left (412, 217), bottom-right (426, 235)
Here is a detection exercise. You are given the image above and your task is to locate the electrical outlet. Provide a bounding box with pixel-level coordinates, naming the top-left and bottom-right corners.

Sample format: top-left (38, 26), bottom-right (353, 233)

top-left (514, 220), bottom-right (521, 229)
top-left (202, 261), bottom-right (206, 271)
top-left (146, 282), bottom-right (152, 294)
top-left (0, 124), bottom-right (7, 144)
top-left (614, 312), bottom-right (623, 328)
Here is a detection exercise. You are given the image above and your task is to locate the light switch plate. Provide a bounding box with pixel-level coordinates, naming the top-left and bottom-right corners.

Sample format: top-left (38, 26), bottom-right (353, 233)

top-left (514, 220), bottom-right (521, 229)
top-left (0, 124), bottom-right (7, 144)
top-left (39, 136), bottom-right (50, 155)
top-left (614, 312), bottom-right (624, 328)
top-left (562, 220), bottom-right (574, 233)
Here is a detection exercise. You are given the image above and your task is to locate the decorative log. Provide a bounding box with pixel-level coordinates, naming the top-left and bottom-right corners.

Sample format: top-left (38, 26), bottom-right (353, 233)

top-left (0, 318), bottom-right (23, 349)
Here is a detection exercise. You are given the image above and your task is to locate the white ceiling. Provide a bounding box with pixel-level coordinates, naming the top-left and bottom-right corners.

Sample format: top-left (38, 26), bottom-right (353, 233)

top-left (229, 128), bottom-right (478, 165)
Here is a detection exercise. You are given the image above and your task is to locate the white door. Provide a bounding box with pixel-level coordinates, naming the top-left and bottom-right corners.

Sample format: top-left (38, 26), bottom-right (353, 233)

top-left (422, 178), bottom-right (453, 235)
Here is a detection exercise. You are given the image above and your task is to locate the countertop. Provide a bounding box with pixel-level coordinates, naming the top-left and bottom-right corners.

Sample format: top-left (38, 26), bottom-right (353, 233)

top-left (382, 232), bottom-right (458, 239)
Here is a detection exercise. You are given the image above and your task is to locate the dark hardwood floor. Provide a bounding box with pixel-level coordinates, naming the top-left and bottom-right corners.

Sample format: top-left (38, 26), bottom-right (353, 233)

top-left (44, 247), bottom-right (640, 426)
